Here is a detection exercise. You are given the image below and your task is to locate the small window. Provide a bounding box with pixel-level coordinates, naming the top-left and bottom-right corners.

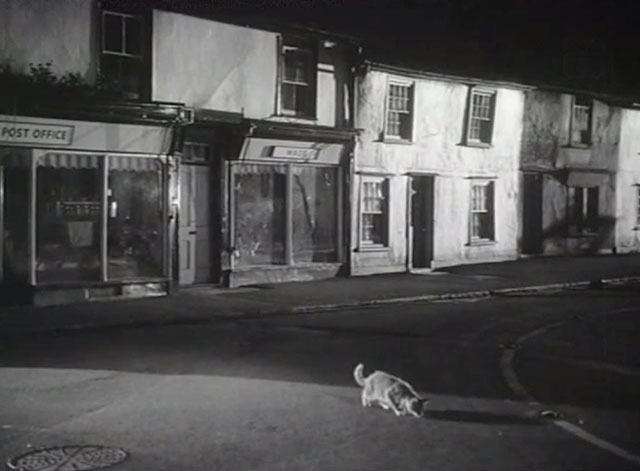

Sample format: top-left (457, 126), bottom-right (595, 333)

top-left (360, 177), bottom-right (389, 246)
top-left (571, 96), bottom-right (592, 146)
top-left (466, 89), bottom-right (496, 145)
top-left (101, 10), bottom-right (145, 99)
top-left (385, 82), bottom-right (413, 140)
top-left (568, 186), bottom-right (599, 234)
top-left (182, 142), bottom-right (210, 163)
top-left (470, 181), bottom-right (495, 242)
top-left (280, 40), bottom-right (316, 117)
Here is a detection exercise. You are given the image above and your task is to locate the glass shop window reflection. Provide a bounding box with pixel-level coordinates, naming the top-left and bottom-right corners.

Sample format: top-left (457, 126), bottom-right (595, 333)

top-left (107, 156), bottom-right (163, 279)
top-left (36, 156), bottom-right (102, 283)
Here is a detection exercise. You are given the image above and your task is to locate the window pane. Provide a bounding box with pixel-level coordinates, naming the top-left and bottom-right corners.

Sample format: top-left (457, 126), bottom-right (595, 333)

top-left (124, 16), bottom-right (142, 56)
top-left (103, 13), bottom-right (123, 53)
top-left (471, 182), bottom-right (494, 240)
top-left (36, 164), bottom-right (102, 283)
top-left (107, 157), bottom-right (164, 279)
top-left (361, 179), bottom-right (387, 244)
top-left (234, 164), bottom-right (286, 266)
top-left (284, 49), bottom-right (310, 84)
top-left (292, 167), bottom-right (337, 263)
top-left (2, 156), bottom-right (29, 283)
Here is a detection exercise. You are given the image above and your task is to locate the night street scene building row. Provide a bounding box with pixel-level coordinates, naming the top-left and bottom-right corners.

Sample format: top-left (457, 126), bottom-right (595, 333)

top-left (2, 0), bottom-right (640, 305)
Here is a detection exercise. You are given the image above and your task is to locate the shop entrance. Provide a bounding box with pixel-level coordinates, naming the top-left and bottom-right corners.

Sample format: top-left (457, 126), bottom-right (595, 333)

top-left (179, 162), bottom-right (214, 285)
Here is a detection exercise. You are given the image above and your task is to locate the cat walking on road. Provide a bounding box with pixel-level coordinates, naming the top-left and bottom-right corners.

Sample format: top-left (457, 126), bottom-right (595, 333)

top-left (353, 363), bottom-right (429, 417)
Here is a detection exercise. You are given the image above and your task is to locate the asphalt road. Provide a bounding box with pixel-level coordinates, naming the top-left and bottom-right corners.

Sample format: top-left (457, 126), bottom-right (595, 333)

top-left (1, 284), bottom-right (639, 470)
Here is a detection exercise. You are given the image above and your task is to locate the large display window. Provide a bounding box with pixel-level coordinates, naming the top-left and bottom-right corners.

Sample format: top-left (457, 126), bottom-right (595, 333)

top-left (232, 162), bottom-right (339, 268)
top-left (1, 150), bottom-right (168, 286)
top-left (108, 156), bottom-right (164, 279)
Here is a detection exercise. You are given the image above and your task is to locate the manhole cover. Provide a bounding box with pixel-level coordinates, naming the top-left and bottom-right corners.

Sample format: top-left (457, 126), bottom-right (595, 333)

top-left (7, 446), bottom-right (128, 471)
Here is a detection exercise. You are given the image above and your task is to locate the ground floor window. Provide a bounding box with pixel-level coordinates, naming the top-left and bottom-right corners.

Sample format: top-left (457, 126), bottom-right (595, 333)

top-left (232, 162), bottom-right (339, 267)
top-left (470, 180), bottom-right (495, 242)
top-left (360, 176), bottom-right (388, 247)
top-left (568, 186), bottom-right (598, 234)
top-left (107, 156), bottom-right (164, 279)
top-left (36, 162), bottom-right (102, 283)
top-left (2, 150), bottom-right (167, 285)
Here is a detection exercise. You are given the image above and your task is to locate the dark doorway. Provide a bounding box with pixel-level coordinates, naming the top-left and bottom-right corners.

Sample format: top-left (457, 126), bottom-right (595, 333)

top-left (411, 175), bottom-right (435, 268)
top-left (522, 173), bottom-right (543, 254)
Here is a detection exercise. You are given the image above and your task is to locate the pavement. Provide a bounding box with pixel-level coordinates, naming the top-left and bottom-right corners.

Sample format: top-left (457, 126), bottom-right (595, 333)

top-left (1, 253), bottom-right (640, 335)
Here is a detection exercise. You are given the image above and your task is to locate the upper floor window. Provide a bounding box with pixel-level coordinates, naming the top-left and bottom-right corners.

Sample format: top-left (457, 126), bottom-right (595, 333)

top-left (571, 96), bottom-right (592, 146)
top-left (466, 89), bottom-right (496, 145)
top-left (101, 10), bottom-right (144, 99)
top-left (280, 39), bottom-right (316, 117)
top-left (385, 82), bottom-right (413, 140)
top-left (470, 180), bottom-right (495, 242)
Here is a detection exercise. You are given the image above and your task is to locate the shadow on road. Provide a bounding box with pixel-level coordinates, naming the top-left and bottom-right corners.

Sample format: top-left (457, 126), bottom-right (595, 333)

top-left (424, 409), bottom-right (541, 425)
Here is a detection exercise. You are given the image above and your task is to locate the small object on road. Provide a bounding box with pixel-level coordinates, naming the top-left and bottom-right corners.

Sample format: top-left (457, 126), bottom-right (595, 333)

top-left (539, 409), bottom-right (561, 419)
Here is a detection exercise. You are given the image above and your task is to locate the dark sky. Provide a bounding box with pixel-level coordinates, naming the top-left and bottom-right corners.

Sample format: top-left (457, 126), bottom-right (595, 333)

top-left (167, 0), bottom-right (640, 97)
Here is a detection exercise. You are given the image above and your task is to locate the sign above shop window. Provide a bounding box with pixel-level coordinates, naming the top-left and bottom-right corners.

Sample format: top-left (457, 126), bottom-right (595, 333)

top-left (1, 120), bottom-right (74, 146)
top-left (270, 146), bottom-right (319, 160)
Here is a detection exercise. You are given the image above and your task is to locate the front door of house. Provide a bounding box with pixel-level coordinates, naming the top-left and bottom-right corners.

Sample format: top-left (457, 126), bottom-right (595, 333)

top-left (179, 163), bottom-right (213, 285)
top-left (410, 175), bottom-right (435, 269)
top-left (178, 164), bottom-right (197, 285)
top-left (522, 173), bottom-right (543, 254)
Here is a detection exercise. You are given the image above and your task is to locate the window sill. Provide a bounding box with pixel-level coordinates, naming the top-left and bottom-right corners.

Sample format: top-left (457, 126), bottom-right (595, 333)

top-left (467, 239), bottom-right (497, 247)
top-left (564, 143), bottom-right (592, 149)
top-left (276, 112), bottom-right (318, 121)
top-left (460, 141), bottom-right (492, 149)
top-left (380, 137), bottom-right (413, 145)
top-left (357, 244), bottom-right (390, 253)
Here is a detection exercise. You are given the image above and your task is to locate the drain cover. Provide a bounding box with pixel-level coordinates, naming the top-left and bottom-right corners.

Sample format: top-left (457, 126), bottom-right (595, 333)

top-left (7, 446), bottom-right (128, 471)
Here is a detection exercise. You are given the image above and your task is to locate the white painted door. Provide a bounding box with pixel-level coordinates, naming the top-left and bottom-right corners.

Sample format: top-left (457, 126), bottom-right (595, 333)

top-left (179, 165), bottom-right (196, 285)
top-left (194, 166), bottom-right (211, 283)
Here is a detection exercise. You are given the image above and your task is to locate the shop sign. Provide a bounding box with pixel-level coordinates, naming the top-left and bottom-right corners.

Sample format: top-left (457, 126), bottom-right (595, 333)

top-left (270, 146), bottom-right (318, 160)
top-left (1, 121), bottom-right (74, 146)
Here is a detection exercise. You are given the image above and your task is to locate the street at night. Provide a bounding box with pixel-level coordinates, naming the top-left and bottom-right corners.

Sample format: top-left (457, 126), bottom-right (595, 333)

top-left (1, 284), bottom-right (639, 470)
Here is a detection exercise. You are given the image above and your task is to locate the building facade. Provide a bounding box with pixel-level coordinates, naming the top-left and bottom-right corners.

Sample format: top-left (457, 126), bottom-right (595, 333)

top-left (0, 0), bottom-right (360, 302)
top-left (351, 63), bottom-right (528, 275)
top-left (520, 89), bottom-right (621, 255)
top-left (151, 10), bottom-right (359, 287)
top-left (0, 0), bottom-right (188, 305)
top-left (615, 105), bottom-right (640, 253)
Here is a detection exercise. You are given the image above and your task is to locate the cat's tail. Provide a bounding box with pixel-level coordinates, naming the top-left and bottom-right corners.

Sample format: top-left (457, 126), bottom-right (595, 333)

top-left (353, 363), bottom-right (366, 386)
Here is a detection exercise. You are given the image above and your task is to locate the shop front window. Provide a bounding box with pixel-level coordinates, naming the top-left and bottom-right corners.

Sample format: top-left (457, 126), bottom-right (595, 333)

top-left (1, 149), bottom-right (30, 283)
top-left (234, 164), bottom-right (286, 267)
top-left (107, 156), bottom-right (164, 279)
top-left (292, 166), bottom-right (337, 263)
top-left (36, 154), bottom-right (102, 283)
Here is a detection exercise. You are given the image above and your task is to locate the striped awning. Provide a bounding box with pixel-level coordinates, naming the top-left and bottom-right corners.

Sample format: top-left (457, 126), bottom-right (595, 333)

top-left (39, 153), bottom-right (99, 168)
top-left (233, 163), bottom-right (288, 175)
top-left (36, 153), bottom-right (162, 171)
top-left (109, 155), bottom-right (161, 172)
